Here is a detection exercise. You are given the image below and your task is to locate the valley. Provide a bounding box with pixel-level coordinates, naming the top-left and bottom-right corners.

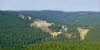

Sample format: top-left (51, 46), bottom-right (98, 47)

top-left (0, 10), bottom-right (100, 50)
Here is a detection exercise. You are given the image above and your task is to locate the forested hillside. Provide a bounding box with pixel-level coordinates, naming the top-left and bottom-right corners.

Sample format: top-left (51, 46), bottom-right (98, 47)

top-left (0, 10), bottom-right (100, 50)
top-left (0, 11), bottom-right (51, 49)
top-left (86, 25), bottom-right (100, 41)
top-left (22, 42), bottom-right (100, 50)
top-left (13, 10), bottom-right (100, 25)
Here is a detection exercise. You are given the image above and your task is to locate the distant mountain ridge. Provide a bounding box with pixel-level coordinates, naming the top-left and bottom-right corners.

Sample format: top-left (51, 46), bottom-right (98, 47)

top-left (10, 10), bottom-right (100, 25)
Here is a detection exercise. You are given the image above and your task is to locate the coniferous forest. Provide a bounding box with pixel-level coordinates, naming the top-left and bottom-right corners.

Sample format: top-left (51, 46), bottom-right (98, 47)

top-left (0, 10), bottom-right (100, 50)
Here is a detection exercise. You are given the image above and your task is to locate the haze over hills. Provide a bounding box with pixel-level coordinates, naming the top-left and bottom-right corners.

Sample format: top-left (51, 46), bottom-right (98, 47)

top-left (0, 10), bottom-right (100, 49)
top-left (0, 0), bottom-right (99, 49)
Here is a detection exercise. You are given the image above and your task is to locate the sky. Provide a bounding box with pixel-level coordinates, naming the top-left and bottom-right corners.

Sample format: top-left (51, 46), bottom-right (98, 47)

top-left (0, 0), bottom-right (100, 11)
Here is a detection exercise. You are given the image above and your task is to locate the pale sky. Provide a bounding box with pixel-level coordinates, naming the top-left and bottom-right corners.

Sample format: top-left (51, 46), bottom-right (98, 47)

top-left (0, 0), bottom-right (100, 11)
